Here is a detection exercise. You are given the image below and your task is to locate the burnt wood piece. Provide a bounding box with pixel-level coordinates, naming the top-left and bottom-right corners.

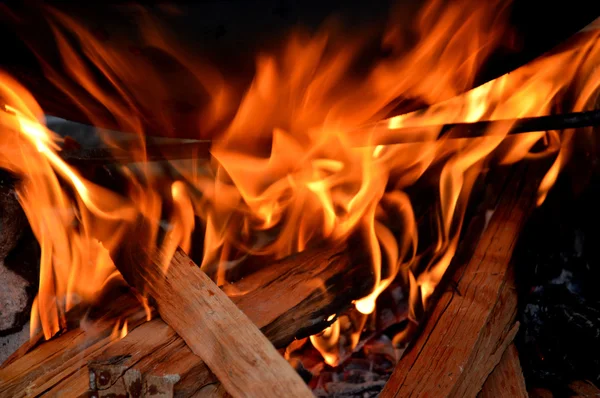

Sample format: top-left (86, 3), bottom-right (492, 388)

top-left (113, 244), bottom-right (313, 398)
top-left (0, 293), bottom-right (148, 398)
top-left (479, 344), bottom-right (528, 398)
top-left (93, 243), bottom-right (372, 397)
top-left (54, 109), bottom-right (600, 166)
top-left (61, 141), bottom-right (212, 165)
top-left (368, 109), bottom-right (600, 146)
top-left (380, 162), bottom-right (543, 398)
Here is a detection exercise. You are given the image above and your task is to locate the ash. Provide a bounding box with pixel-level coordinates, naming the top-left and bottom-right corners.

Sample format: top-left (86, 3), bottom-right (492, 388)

top-left (514, 172), bottom-right (600, 393)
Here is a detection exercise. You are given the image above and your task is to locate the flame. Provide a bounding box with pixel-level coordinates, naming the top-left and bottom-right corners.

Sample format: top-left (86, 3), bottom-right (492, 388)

top-left (0, 0), bottom-right (599, 367)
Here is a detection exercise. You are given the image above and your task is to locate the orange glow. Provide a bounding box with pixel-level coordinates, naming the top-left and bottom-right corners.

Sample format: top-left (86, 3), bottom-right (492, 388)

top-left (120, 320), bottom-right (128, 339)
top-left (0, 0), bottom-right (598, 367)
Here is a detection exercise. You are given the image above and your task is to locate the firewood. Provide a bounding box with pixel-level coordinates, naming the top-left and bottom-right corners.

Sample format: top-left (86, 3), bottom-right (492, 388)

top-left (0, 293), bottom-right (148, 398)
top-left (114, 239), bottom-right (313, 398)
top-left (568, 380), bottom-right (600, 397)
top-left (479, 344), bottom-right (528, 398)
top-left (380, 162), bottom-right (543, 398)
top-left (91, 243), bottom-right (371, 397)
top-left (89, 318), bottom-right (217, 397)
top-left (56, 109), bottom-right (600, 166)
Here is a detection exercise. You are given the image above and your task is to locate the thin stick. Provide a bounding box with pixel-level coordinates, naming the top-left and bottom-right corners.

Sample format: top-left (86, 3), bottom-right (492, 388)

top-left (369, 109), bottom-right (600, 145)
top-left (59, 110), bottom-right (600, 165)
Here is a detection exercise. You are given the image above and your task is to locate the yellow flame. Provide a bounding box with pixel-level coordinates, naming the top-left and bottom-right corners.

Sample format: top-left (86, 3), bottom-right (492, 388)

top-left (0, 0), bottom-right (598, 366)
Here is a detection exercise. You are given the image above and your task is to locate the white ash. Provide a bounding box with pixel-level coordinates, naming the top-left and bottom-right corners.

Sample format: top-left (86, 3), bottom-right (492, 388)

top-left (0, 322), bottom-right (29, 365)
top-left (0, 261), bottom-right (28, 332)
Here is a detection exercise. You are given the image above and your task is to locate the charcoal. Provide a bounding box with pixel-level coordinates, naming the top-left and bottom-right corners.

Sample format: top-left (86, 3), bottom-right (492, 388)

top-left (514, 172), bottom-right (600, 393)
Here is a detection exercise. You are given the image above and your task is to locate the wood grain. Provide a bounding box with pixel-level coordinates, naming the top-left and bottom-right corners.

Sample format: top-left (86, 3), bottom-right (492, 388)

top-left (0, 296), bottom-right (148, 398)
top-left (479, 343), bottom-right (528, 398)
top-left (91, 243), bottom-right (371, 397)
top-left (117, 246), bottom-right (312, 398)
top-left (380, 163), bottom-right (541, 398)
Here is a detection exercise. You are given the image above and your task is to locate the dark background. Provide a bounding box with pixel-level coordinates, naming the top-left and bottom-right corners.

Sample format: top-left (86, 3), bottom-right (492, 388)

top-left (0, 0), bottom-right (598, 138)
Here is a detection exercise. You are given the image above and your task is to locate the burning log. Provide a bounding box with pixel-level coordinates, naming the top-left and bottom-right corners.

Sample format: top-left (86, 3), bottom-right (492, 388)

top-left (116, 226), bottom-right (356, 398)
top-left (479, 344), bottom-right (528, 398)
top-left (0, 293), bottom-right (149, 397)
top-left (110, 236), bottom-right (374, 397)
top-left (61, 140), bottom-right (212, 166)
top-left (380, 162), bottom-right (543, 398)
top-left (89, 243), bottom-right (371, 396)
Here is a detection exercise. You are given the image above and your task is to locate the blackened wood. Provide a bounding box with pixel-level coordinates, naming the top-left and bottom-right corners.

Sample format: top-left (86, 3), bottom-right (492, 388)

top-left (364, 109), bottom-right (600, 147)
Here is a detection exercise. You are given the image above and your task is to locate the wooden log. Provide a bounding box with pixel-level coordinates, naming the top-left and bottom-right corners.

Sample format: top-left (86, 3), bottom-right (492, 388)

top-left (380, 162), bottom-right (543, 398)
top-left (90, 243), bottom-right (371, 397)
top-left (568, 380), bottom-right (600, 397)
top-left (0, 293), bottom-right (149, 398)
top-left (91, 243), bottom-right (371, 397)
top-left (88, 318), bottom-right (218, 397)
top-left (115, 239), bottom-right (313, 398)
top-left (479, 343), bottom-right (528, 398)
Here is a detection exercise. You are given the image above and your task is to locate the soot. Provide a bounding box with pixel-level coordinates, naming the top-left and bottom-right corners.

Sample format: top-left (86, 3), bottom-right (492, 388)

top-left (514, 169), bottom-right (600, 394)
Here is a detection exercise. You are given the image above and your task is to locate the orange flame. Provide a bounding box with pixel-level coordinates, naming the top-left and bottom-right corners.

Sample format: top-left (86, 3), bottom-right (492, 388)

top-left (0, 0), bottom-right (599, 367)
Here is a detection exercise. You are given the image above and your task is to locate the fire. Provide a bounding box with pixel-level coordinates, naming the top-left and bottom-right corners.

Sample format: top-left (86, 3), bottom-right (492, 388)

top-left (0, 0), bottom-right (599, 368)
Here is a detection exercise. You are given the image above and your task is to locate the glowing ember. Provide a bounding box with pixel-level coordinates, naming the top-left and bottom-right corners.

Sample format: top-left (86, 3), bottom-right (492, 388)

top-left (0, 0), bottom-right (598, 369)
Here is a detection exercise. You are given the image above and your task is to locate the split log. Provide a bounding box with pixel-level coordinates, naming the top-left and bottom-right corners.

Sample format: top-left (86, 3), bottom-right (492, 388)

top-left (0, 293), bottom-right (149, 397)
top-left (380, 162), bottom-right (543, 398)
top-left (115, 240), bottom-right (313, 398)
top-left (479, 344), bottom-right (528, 398)
top-left (89, 318), bottom-right (219, 397)
top-left (90, 246), bottom-right (372, 397)
top-left (90, 243), bottom-right (372, 397)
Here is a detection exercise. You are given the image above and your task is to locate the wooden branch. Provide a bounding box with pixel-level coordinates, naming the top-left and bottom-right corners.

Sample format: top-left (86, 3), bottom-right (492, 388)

top-left (380, 162), bottom-right (543, 398)
top-left (114, 241), bottom-right (313, 398)
top-left (364, 109), bottom-right (600, 146)
top-left (91, 243), bottom-right (371, 397)
top-left (0, 294), bottom-right (148, 398)
top-left (479, 344), bottom-right (528, 398)
top-left (52, 109), bottom-right (600, 166)
top-left (61, 141), bottom-right (212, 165)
